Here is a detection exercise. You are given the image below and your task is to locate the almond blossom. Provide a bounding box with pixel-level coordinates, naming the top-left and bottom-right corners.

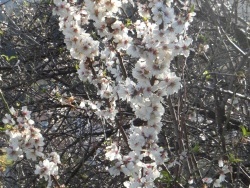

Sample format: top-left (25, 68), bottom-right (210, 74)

top-left (52, 0), bottom-right (196, 187)
top-left (2, 107), bottom-right (60, 187)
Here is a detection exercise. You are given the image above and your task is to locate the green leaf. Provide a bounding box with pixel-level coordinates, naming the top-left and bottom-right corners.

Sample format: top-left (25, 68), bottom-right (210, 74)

top-left (0, 124), bottom-right (14, 132)
top-left (0, 154), bottom-right (13, 171)
top-left (190, 4), bottom-right (195, 13)
top-left (59, 47), bottom-right (64, 54)
top-left (228, 153), bottom-right (243, 163)
top-left (142, 17), bottom-right (149, 22)
top-left (75, 63), bottom-right (79, 70)
top-left (125, 19), bottom-right (132, 27)
top-left (157, 170), bottom-right (172, 184)
top-left (1, 54), bottom-right (18, 62)
top-left (0, 127), bottom-right (7, 132)
top-left (55, 92), bottom-right (61, 98)
top-left (236, 71), bottom-right (245, 79)
top-left (91, 32), bottom-right (98, 40)
top-left (103, 69), bottom-right (107, 76)
top-left (203, 70), bottom-right (211, 80)
top-left (240, 125), bottom-right (250, 137)
top-left (8, 56), bottom-right (18, 62)
top-left (23, 0), bottom-right (30, 7)
top-left (192, 144), bottom-right (200, 153)
top-left (198, 34), bottom-right (208, 43)
top-left (1, 54), bottom-right (9, 61)
top-left (0, 30), bottom-right (4, 36)
top-left (41, 88), bottom-right (47, 93)
top-left (4, 124), bottom-right (14, 130)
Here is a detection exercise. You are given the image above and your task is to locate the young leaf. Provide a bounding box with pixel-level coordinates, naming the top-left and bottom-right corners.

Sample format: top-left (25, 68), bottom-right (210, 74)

top-left (190, 4), bottom-right (195, 13)
top-left (1, 54), bottom-right (17, 62)
top-left (192, 144), bottom-right (200, 153)
top-left (0, 154), bottom-right (13, 171)
top-left (228, 153), bottom-right (243, 163)
top-left (240, 125), bottom-right (250, 137)
top-left (203, 70), bottom-right (211, 80)
top-left (125, 19), bottom-right (132, 27)
top-left (8, 56), bottom-right (18, 62)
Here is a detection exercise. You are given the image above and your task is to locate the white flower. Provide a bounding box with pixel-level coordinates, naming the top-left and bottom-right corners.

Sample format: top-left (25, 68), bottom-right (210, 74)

top-left (168, 158), bottom-right (181, 168)
top-left (21, 106), bottom-right (31, 119)
top-left (143, 127), bottom-right (158, 140)
top-left (124, 180), bottom-right (140, 188)
top-left (30, 133), bottom-right (45, 148)
top-left (102, 0), bottom-right (121, 13)
top-left (151, 2), bottom-right (166, 25)
top-left (178, 36), bottom-right (193, 57)
top-left (133, 102), bottom-right (153, 121)
top-left (49, 152), bottom-right (61, 164)
top-left (25, 149), bottom-right (38, 161)
top-left (150, 98), bottom-right (165, 117)
top-left (163, 7), bottom-right (175, 24)
top-left (218, 159), bottom-right (224, 167)
top-left (188, 178), bottom-right (194, 185)
top-left (2, 114), bottom-right (15, 125)
top-left (128, 132), bottom-right (145, 152)
top-left (9, 107), bottom-right (17, 116)
top-left (137, 3), bottom-right (150, 18)
top-left (35, 159), bottom-right (58, 180)
top-left (202, 177), bottom-right (213, 184)
top-left (215, 159), bottom-right (231, 184)
top-left (127, 45), bottom-right (140, 58)
top-left (166, 75), bottom-right (182, 95)
top-left (8, 131), bottom-right (22, 149)
top-left (172, 18), bottom-right (185, 34)
top-left (6, 146), bottom-right (22, 161)
top-left (108, 161), bottom-right (123, 176)
top-left (221, 165), bottom-right (231, 174)
top-left (134, 20), bottom-right (147, 38)
top-left (213, 179), bottom-right (222, 187)
top-left (9, 137), bottom-right (21, 150)
top-left (132, 59), bottom-right (152, 81)
top-left (105, 143), bottom-right (122, 161)
top-left (219, 165), bottom-right (231, 182)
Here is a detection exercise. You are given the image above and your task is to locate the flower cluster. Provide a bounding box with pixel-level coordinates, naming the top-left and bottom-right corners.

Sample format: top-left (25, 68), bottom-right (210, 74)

top-left (201, 159), bottom-right (231, 187)
top-left (214, 159), bottom-right (231, 187)
top-left (2, 106), bottom-right (60, 187)
top-left (53, 0), bottom-right (195, 187)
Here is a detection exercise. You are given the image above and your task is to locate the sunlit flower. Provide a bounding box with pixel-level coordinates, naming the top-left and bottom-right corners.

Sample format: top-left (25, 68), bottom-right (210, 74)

top-left (35, 159), bottom-right (58, 180)
top-left (105, 143), bottom-right (122, 161)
